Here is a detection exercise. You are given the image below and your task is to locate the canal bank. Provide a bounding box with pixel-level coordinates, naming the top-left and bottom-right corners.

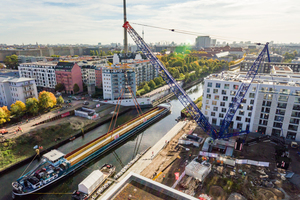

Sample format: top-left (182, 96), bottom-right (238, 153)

top-left (0, 105), bottom-right (132, 175)
top-left (0, 82), bottom-right (204, 200)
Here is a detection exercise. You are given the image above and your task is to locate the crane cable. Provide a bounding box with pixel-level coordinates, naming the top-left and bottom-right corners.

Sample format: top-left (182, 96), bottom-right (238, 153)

top-left (131, 22), bottom-right (267, 44)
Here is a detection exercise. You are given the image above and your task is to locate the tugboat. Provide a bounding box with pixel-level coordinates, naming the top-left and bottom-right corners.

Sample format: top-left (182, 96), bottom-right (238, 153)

top-left (72, 164), bottom-right (115, 200)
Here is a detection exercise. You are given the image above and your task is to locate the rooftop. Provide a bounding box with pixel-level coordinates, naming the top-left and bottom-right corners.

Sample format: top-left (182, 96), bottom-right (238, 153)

top-left (43, 150), bottom-right (65, 162)
top-left (0, 76), bottom-right (35, 83)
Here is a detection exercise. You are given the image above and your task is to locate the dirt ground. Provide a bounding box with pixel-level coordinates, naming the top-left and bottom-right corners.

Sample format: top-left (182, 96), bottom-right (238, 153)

top-left (139, 120), bottom-right (300, 200)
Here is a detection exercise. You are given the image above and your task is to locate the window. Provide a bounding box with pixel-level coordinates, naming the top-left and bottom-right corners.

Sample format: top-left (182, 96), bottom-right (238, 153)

top-left (278, 103), bottom-right (287, 109)
top-left (222, 90), bottom-right (226, 95)
top-left (263, 94), bottom-right (273, 100)
top-left (259, 120), bottom-right (268, 125)
top-left (286, 132), bottom-right (297, 140)
top-left (211, 112), bottom-right (216, 116)
top-left (212, 101), bottom-right (217, 105)
top-left (220, 102), bottom-right (225, 107)
top-left (214, 95), bottom-right (219, 100)
top-left (212, 118), bottom-right (217, 125)
top-left (221, 108), bottom-right (227, 113)
top-left (206, 100), bottom-right (209, 104)
top-left (239, 110), bottom-right (244, 116)
top-left (207, 82), bottom-right (212, 87)
top-left (295, 97), bottom-right (300, 104)
top-left (205, 105), bottom-right (210, 110)
top-left (292, 111), bottom-right (300, 118)
top-left (274, 115), bottom-right (284, 122)
top-left (252, 87), bottom-right (256, 92)
top-left (276, 109), bottom-right (285, 116)
top-left (237, 123), bottom-right (243, 129)
top-left (224, 84), bottom-right (229, 89)
top-left (236, 116), bottom-right (241, 121)
top-left (278, 95), bottom-right (288, 102)
top-left (216, 83), bottom-right (221, 88)
top-left (233, 85), bottom-right (239, 90)
top-left (207, 88), bottom-right (210, 93)
top-left (290, 118), bottom-right (300, 124)
top-left (249, 93), bottom-right (255, 98)
top-left (288, 124), bottom-right (298, 131)
top-left (280, 88), bottom-right (290, 94)
top-left (230, 91), bottom-right (236, 96)
top-left (248, 112), bottom-right (252, 117)
top-left (219, 113), bottom-right (224, 118)
top-left (238, 104), bottom-right (243, 109)
top-left (250, 99), bottom-right (254, 104)
top-left (206, 94), bottom-right (211, 99)
top-left (247, 105), bottom-right (253, 111)
top-left (205, 111), bottom-right (208, 115)
top-left (293, 104), bottom-right (300, 111)
top-left (245, 118), bottom-right (251, 123)
top-left (273, 122), bottom-right (282, 128)
top-left (213, 89), bottom-right (218, 94)
top-left (223, 96), bottom-right (228, 101)
top-left (213, 107), bottom-right (218, 111)
top-left (242, 99), bottom-right (246, 104)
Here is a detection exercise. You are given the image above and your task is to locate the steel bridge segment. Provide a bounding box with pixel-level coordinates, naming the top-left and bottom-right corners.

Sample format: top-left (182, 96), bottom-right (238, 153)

top-left (219, 43), bottom-right (270, 138)
top-left (124, 22), bottom-right (218, 139)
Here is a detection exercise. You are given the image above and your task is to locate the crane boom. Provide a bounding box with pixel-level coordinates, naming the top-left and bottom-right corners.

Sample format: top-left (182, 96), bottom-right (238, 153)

top-left (218, 43), bottom-right (270, 138)
top-left (123, 21), bottom-right (270, 139)
top-left (123, 21), bottom-right (218, 139)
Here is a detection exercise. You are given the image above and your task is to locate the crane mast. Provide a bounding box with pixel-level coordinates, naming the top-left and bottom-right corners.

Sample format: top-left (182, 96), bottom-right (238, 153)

top-left (123, 21), bottom-right (270, 139)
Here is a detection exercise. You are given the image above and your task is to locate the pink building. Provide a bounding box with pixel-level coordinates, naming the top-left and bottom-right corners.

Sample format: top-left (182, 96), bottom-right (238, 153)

top-left (95, 67), bottom-right (102, 88)
top-left (55, 62), bottom-right (83, 94)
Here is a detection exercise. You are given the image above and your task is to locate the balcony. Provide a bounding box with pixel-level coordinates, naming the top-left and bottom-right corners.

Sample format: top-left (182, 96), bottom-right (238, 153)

top-left (293, 105), bottom-right (300, 111)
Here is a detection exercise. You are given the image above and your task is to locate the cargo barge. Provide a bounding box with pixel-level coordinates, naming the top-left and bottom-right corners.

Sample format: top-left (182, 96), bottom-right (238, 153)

top-left (12, 105), bottom-right (170, 198)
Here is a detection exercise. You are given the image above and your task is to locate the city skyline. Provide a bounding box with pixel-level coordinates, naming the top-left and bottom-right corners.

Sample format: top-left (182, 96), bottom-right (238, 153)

top-left (1, 0), bottom-right (300, 45)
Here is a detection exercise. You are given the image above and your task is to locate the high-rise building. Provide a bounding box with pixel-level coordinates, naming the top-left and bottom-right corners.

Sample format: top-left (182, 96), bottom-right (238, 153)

top-left (195, 36), bottom-right (211, 49)
top-left (211, 39), bottom-right (217, 47)
top-left (102, 65), bottom-right (136, 100)
top-left (0, 77), bottom-right (38, 107)
top-left (202, 69), bottom-right (300, 141)
top-left (18, 63), bottom-right (57, 91)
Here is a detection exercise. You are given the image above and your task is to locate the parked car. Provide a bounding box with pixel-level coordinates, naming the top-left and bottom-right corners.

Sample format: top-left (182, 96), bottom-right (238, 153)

top-left (83, 101), bottom-right (89, 105)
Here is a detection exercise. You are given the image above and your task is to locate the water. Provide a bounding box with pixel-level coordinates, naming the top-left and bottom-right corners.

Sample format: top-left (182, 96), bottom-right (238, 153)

top-left (0, 82), bottom-right (203, 200)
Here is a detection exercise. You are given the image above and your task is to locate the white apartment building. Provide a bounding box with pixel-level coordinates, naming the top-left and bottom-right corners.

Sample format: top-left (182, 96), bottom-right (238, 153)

top-left (0, 77), bottom-right (38, 107)
top-left (102, 65), bottom-right (136, 100)
top-left (81, 65), bottom-right (96, 85)
top-left (18, 63), bottom-right (57, 90)
top-left (202, 67), bottom-right (300, 141)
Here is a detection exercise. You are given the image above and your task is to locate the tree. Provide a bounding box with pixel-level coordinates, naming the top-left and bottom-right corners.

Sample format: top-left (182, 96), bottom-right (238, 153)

top-left (55, 83), bottom-right (65, 92)
top-left (154, 77), bottom-right (161, 86)
top-left (73, 84), bottom-right (80, 94)
top-left (0, 106), bottom-right (10, 124)
top-left (26, 98), bottom-right (39, 116)
top-left (90, 50), bottom-right (95, 56)
top-left (57, 96), bottom-right (64, 105)
top-left (107, 50), bottom-right (113, 55)
top-left (143, 83), bottom-right (150, 93)
top-left (38, 91), bottom-right (56, 110)
top-left (10, 101), bottom-right (26, 117)
top-left (148, 80), bottom-right (156, 89)
top-left (4, 55), bottom-right (18, 69)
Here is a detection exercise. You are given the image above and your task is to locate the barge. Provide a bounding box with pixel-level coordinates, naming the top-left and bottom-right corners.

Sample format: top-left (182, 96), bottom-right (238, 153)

top-left (12, 105), bottom-right (170, 198)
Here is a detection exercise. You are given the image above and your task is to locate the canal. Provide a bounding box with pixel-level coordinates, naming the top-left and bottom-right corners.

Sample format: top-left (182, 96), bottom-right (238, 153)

top-left (0, 82), bottom-right (203, 200)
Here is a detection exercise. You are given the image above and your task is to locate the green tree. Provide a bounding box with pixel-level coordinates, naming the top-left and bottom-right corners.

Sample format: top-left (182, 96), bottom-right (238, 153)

top-left (107, 50), bottom-right (113, 55)
top-left (4, 55), bottom-right (18, 69)
top-left (90, 50), bottom-right (95, 56)
top-left (25, 98), bottom-right (39, 116)
top-left (57, 96), bottom-right (64, 105)
top-left (10, 101), bottom-right (26, 117)
top-left (143, 83), bottom-right (150, 93)
top-left (55, 83), bottom-right (65, 92)
top-left (95, 50), bottom-right (99, 56)
top-left (148, 80), bottom-right (156, 89)
top-left (73, 84), bottom-right (80, 94)
top-left (154, 77), bottom-right (161, 86)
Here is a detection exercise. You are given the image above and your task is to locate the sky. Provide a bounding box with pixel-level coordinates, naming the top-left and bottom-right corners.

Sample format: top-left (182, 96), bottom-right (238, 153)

top-left (0, 0), bottom-right (300, 45)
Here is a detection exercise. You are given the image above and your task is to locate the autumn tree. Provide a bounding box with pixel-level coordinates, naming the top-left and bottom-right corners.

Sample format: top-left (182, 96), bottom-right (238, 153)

top-left (26, 98), bottom-right (39, 116)
top-left (106, 50), bottom-right (113, 55)
top-left (73, 84), bottom-right (80, 94)
top-left (57, 96), bottom-right (64, 105)
top-left (0, 106), bottom-right (10, 124)
top-left (38, 91), bottom-right (57, 110)
top-left (10, 101), bottom-right (26, 117)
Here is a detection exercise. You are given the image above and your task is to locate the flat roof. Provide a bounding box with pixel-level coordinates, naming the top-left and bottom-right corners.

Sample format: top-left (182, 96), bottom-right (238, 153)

top-left (101, 172), bottom-right (199, 200)
top-left (43, 150), bottom-right (65, 162)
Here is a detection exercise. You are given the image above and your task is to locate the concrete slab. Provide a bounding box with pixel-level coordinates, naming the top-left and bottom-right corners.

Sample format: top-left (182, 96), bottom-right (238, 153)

top-left (99, 121), bottom-right (187, 199)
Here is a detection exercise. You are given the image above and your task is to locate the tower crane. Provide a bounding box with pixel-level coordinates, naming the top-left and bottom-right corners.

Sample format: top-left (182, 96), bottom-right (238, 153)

top-left (123, 21), bottom-right (270, 139)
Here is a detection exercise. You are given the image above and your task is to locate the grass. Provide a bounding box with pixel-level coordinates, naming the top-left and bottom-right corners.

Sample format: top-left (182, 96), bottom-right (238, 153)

top-left (0, 123), bottom-right (74, 171)
top-left (181, 96), bottom-right (203, 117)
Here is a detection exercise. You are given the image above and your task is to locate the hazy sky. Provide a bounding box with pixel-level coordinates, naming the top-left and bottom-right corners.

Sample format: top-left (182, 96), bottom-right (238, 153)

top-left (0, 0), bottom-right (299, 45)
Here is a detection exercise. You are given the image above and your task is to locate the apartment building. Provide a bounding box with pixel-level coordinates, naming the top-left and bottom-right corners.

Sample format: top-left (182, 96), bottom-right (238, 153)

top-left (55, 62), bottom-right (83, 94)
top-left (202, 68), bottom-right (300, 141)
top-left (0, 77), bottom-right (38, 107)
top-left (240, 62), bottom-right (300, 74)
top-left (81, 65), bottom-right (103, 88)
top-left (18, 63), bottom-right (57, 90)
top-left (102, 65), bottom-right (136, 100)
